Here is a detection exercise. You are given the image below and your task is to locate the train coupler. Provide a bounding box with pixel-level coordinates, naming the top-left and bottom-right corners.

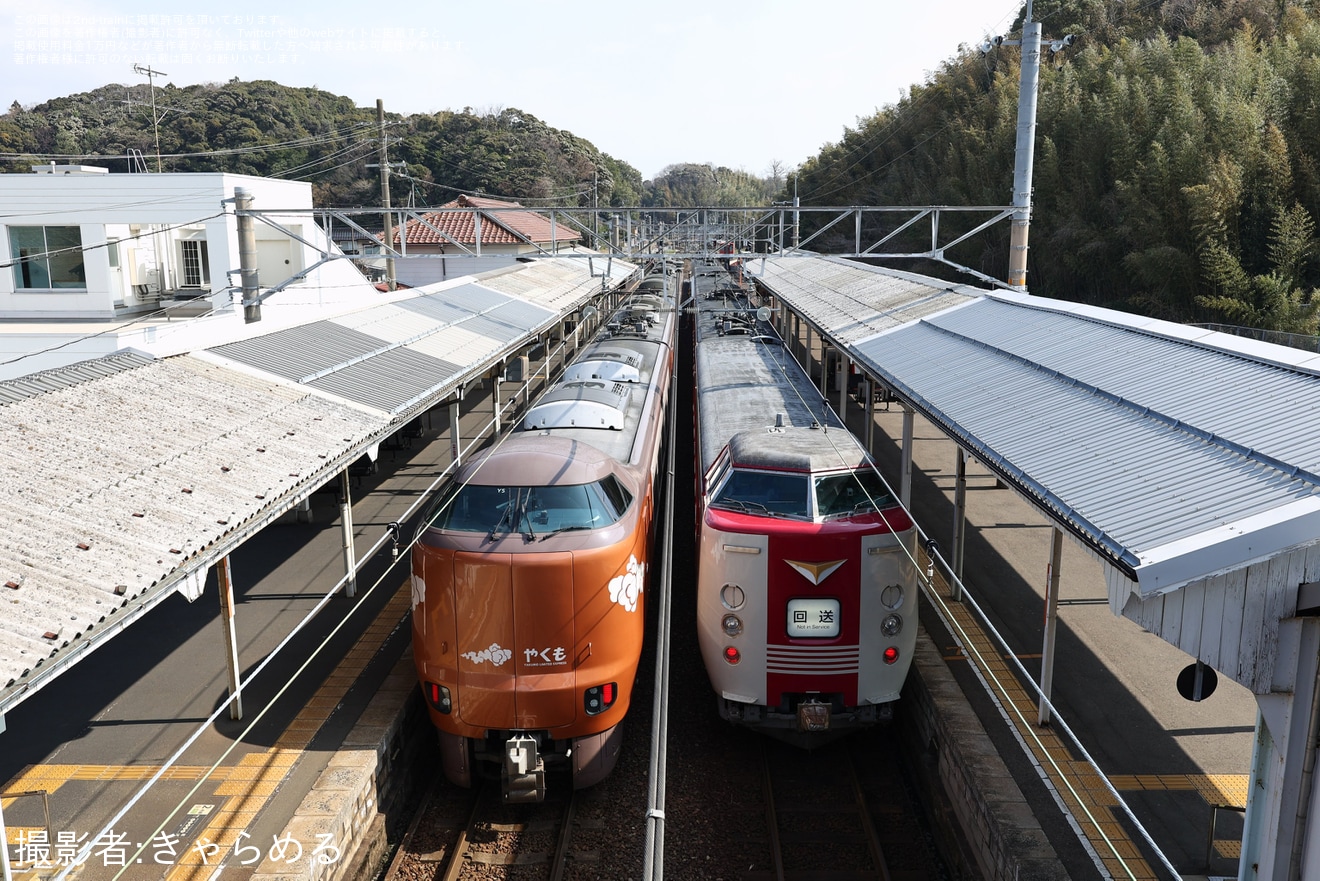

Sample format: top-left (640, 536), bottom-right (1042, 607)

top-left (502, 734), bottom-right (546, 803)
top-left (797, 700), bottom-right (831, 732)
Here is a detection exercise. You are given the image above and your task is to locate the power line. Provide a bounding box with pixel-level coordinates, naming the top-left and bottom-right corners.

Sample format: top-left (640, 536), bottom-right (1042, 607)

top-left (797, 0), bottom-right (1026, 202)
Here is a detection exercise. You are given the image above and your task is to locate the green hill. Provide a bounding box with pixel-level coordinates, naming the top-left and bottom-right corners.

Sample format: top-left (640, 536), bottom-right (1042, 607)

top-left (791, 0), bottom-right (1320, 332)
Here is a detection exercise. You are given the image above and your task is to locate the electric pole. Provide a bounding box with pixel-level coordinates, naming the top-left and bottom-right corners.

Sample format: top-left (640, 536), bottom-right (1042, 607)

top-left (132, 63), bottom-right (167, 172)
top-left (377, 99), bottom-right (397, 291)
top-left (1007, 2), bottom-right (1041, 290)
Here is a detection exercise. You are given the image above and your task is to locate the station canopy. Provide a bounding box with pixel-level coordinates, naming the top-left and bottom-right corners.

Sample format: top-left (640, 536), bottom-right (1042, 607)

top-left (0, 256), bottom-right (633, 719)
top-left (747, 255), bottom-right (1320, 599)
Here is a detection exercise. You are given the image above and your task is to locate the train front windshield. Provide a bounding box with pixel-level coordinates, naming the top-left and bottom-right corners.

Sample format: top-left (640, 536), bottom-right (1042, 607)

top-left (814, 469), bottom-right (895, 518)
top-left (710, 467), bottom-right (893, 521)
top-left (426, 476), bottom-right (633, 536)
top-left (711, 470), bottom-right (810, 518)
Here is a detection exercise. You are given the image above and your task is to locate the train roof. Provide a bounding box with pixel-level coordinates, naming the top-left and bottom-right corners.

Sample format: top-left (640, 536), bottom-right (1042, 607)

top-left (727, 426), bottom-right (868, 473)
top-left (524, 380), bottom-right (631, 430)
top-left (513, 296), bottom-right (675, 465)
top-left (457, 434), bottom-right (617, 486)
top-left (695, 311), bottom-right (843, 472)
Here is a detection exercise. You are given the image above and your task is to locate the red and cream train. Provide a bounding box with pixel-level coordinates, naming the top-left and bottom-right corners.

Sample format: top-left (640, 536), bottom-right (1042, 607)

top-left (411, 275), bottom-right (676, 802)
top-left (692, 266), bottom-right (919, 744)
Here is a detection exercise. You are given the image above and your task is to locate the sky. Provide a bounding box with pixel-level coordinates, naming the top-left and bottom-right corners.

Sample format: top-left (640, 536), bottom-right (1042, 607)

top-left (2, 0), bottom-right (1028, 181)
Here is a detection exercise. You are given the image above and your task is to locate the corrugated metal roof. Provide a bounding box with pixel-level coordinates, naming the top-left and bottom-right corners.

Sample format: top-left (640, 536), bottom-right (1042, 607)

top-left (0, 351), bottom-right (155, 404)
top-left (0, 356), bottom-right (382, 697)
top-left (207, 280), bottom-right (568, 416)
top-left (749, 256), bottom-right (1320, 597)
top-left (0, 256), bottom-right (635, 716)
top-left (747, 254), bottom-right (981, 341)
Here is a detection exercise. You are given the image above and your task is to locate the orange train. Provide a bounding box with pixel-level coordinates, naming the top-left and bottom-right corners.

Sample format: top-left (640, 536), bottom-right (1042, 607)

top-left (411, 276), bottom-right (676, 802)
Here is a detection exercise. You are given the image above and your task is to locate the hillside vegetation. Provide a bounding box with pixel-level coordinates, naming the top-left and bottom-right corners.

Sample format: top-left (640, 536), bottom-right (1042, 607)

top-left (4, 1), bottom-right (1318, 333)
top-left (793, 0), bottom-right (1320, 331)
top-left (0, 79), bottom-right (773, 210)
top-left (0, 80), bottom-right (647, 206)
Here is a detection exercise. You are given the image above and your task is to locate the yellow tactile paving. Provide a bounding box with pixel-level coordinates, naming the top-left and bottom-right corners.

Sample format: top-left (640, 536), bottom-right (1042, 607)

top-left (927, 551), bottom-right (1258, 878)
top-left (1189, 773), bottom-right (1250, 808)
top-left (922, 550), bottom-right (1163, 881)
top-left (0, 580), bottom-right (412, 879)
top-left (162, 580), bottom-right (412, 881)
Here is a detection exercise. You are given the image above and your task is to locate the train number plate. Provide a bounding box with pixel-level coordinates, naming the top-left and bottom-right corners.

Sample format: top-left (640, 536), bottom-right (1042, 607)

top-left (786, 598), bottom-right (840, 638)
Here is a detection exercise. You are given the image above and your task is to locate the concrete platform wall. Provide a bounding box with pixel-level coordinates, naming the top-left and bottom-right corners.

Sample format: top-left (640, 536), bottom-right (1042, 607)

top-left (251, 631), bottom-right (1066, 881)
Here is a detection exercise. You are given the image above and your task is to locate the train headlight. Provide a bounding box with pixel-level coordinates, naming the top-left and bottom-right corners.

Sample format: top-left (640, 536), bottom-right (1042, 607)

top-left (880, 583), bottom-right (904, 610)
top-left (723, 646), bottom-right (742, 665)
top-left (721, 583), bottom-right (746, 610)
top-left (722, 614), bottom-right (743, 637)
top-left (881, 613), bottom-right (903, 637)
top-left (883, 646), bottom-right (900, 665)
top-left (425, 682), bottom-right (452, 714)
top-left (584, 682), bottom-right (618, 715)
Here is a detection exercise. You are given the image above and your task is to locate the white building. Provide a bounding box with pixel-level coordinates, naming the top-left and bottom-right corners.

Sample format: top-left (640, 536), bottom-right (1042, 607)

top-left (0, 165), bottom-right (381, 380)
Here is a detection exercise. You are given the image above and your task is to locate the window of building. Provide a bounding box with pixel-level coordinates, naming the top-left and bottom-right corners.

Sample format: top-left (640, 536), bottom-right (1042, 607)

top-left (179, 239), bottom-right (209, 288)
top-left (8, 225), bottom-right (86, 290)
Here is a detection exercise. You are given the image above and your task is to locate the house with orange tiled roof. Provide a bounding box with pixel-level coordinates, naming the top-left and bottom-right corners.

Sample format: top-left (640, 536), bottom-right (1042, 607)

top-left (390, 194), bottom-right (581, 287)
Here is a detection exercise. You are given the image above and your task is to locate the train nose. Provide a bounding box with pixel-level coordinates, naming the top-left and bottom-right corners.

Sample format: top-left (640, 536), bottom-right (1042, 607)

top-left (452, 551), bottom-right (578, 729)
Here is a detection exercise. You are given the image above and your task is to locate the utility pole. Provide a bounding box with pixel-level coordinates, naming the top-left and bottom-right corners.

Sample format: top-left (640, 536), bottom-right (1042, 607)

top-left (235, 187), bottom-right (261, 324)
top-left (792, 174), bottom-right (800, 250)
top-left (377, 99), bottom-right (397, 291)
top-left (132, 63), bottom-right (167, 172)
top-left (1007, 1), bottom-right (1041, 290)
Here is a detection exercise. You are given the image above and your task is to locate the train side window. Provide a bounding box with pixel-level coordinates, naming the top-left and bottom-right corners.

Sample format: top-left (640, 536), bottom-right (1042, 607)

top-left (597, 474), bottom-right (633, 518)
top-left (703, 447), bottom-right (731, 494)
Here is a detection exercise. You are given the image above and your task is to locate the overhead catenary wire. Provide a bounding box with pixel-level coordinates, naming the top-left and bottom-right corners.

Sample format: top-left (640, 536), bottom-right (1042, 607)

top-left (737, 274), bottom-right (1181, 880)
top-left (49, 291), bottom-right (606, 881)
top-left (797, 0), bottom-right (1035, 204)
top-left (643, 277), bottom-right (682, 881)
top-left (0, 121), bottom-right (386, 166)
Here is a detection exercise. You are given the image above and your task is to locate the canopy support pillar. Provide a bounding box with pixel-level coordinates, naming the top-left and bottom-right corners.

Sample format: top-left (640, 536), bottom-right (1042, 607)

top-left (216, 555), bottom-right (243, 720)
top-left (951, 447), bottom-right (968, 596)
top-left (449, 399), bottom-right (462, 468)
top-left (1038, 527), bottom-right (1063, 725)
top-left (900, 408), bottom-right (914, 508)
top-left (339, 471), bottom-right (356, 599)
top-left (1241, 618), bottom-right (1320, 880)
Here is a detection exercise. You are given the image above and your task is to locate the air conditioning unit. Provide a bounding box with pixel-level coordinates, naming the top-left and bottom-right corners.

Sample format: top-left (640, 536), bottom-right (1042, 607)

top-left (124, 249), bottom-right (161, 292)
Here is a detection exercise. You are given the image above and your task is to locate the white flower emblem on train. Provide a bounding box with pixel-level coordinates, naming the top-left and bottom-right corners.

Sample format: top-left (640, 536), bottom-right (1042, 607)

top-left (608, 555), bottom-right (645, 613)
top-left (461, 643), bottom-right (513, 666)
top-left (410, 573), bottom-right (426, 610)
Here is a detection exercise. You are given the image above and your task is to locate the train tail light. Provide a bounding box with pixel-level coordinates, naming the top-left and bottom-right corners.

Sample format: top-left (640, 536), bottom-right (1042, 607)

top-left (723, 646), bottom-right (741, 665)
top-left (883, 646), bottom-right (900, 665)
top-left (425, 681), bottom-right (453, 714)
top-left (585, 682), bottom-right (617, 715)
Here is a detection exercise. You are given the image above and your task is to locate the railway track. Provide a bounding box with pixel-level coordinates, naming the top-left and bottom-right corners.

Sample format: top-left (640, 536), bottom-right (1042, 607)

top-left (750, 733), bottom-right (947, 881)
top-left (381, 772), bottom-right (596, 881)
top-left (753, 738), bottom-right (889, 880)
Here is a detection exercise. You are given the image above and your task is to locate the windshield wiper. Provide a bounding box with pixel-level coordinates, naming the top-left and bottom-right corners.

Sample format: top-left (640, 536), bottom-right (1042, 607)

top-left (486, 502), bottom-right (513, 542)
top-left (506, 489), bottom-right (537, 541)
top-left (540, 524), bottom-right (593, 541)
top-left (711, 498), bottom-right (769, 514)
